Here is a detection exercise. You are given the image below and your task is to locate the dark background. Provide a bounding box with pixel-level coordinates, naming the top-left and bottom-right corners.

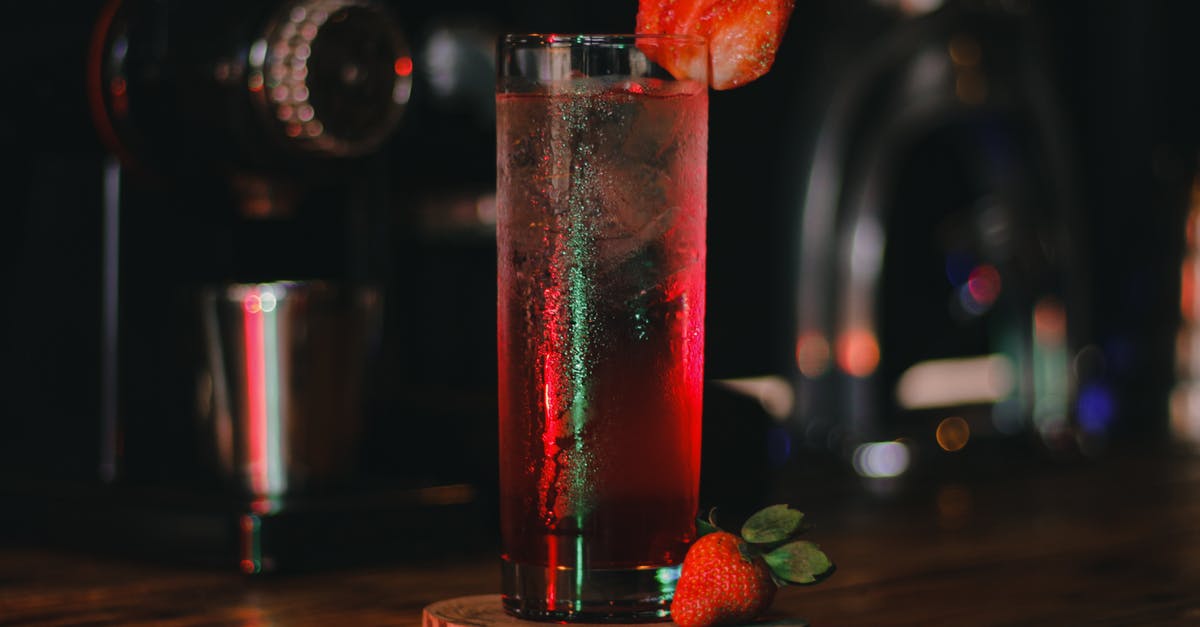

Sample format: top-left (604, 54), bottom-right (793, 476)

top-left (1, 0), bottom-right (1199, 564)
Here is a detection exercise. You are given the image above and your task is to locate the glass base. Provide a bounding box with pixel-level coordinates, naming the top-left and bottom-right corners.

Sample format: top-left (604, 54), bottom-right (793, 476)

top-left (501, 558), bottom-right (679, 623)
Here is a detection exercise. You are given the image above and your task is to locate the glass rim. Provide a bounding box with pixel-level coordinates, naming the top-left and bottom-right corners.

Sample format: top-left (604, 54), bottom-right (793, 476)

top-left (501, 33), bottom-right (708, 48)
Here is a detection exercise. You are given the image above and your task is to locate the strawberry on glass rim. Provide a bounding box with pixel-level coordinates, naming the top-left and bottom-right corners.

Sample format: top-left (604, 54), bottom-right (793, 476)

top-left (637, 0), bottom-right (796, 89)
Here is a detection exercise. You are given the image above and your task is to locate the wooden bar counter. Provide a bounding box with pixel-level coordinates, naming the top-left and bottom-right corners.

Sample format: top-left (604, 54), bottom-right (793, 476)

top-left (4, 448), bottom-right (1200, 626)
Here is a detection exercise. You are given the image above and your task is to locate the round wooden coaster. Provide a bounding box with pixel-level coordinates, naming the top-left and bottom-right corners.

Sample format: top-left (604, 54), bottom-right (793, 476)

top-left (421, 595), bottom-right (808, 627)
top-left (421, 595), bottom-right (613, 626)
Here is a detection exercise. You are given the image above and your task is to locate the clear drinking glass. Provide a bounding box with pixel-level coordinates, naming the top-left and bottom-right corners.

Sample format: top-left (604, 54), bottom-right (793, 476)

top-left (496, 34), bottom-right (708, 622)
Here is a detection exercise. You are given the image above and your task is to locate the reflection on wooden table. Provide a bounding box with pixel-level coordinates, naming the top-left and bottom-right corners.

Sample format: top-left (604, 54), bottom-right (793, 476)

top-left (4, 450), bottom-right (1200, 626)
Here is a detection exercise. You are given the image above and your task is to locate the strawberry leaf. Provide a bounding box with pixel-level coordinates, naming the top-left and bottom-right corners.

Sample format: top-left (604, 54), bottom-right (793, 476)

top-left (697, 511), bottom-right (720, 537)
top-left (741, 504), bottom-right (804, 544)
top-left (763, 540), bottom-right (834, 585)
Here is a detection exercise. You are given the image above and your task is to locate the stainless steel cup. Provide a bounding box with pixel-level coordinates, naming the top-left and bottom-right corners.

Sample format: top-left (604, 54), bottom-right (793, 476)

top-left (198, 280), bottom-right (381, 506)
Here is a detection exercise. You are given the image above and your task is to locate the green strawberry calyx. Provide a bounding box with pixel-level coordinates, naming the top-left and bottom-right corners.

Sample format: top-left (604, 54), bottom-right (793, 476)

top-left (695, 504), bottom-right (836, 587)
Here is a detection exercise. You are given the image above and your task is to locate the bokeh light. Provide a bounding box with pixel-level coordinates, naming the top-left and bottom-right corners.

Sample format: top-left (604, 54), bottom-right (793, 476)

top-left (1182, 255), bottom-right (1196, 321)
top-left (896, 354), bottom-right (1014, 410)
top-left (795, 330), bottom-right (832, 377)
top-left (837, 328), bottom-right (880, 378)
top-left (1077, 383), bottom-right (1116, 434)
top-left (767, 426), bottom-right (792, 467)
top-left (935, 416), bottom-right (971, 452)
top-left (967, 264), bottom-right (1001, 306)
top-left (394, 56), bottom-right (414, 76)
top-left (853, 441), bottom-right (911, 478)
top-left (1034, 297), bottom-right (1067, 343)
top-left (243, 293), bottom-right (262, 314)
top-left (956, 264), bottom-right (1002, 316)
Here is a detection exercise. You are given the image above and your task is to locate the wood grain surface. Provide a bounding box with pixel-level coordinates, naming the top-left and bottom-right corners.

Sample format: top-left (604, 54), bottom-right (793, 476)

top-left (423, 595), bottom-right (515, 627)
top-left (4, 452), bottom-right (1200, 625)
top-left (421, 595), bottom-right (807, 626)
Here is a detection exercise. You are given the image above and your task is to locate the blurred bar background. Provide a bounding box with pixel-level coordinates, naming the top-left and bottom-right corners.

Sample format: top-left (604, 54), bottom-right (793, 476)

top-left (2, 0), bottom-right (1200, 571)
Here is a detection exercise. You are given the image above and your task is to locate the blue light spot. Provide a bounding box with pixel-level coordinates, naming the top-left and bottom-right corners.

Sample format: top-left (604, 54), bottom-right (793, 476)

top-left (958, 283), bottom-right (989, 316)
top-left (767, 426), bottom-right (792, 467)
top-left (1077, 383), bottom-right (1115, 434)
top-left (945, 251), bottom-right (975, 286)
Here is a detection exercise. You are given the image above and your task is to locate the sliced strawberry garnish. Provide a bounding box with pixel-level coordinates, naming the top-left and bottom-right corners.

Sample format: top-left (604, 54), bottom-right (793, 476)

top-left (635, 0), bottom-right (668, 35)
top-left (636, 0), bottom-right (708, 86)
top-left (702, 0), bottom-right (795, 89)
top-left (636, 0), bottom-right (795, 90)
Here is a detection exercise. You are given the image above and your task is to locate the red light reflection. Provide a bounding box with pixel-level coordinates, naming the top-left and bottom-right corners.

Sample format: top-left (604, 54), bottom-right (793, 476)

top-left (242, 289), bottom-right (268, 496)
top-left (1034, 298), bottom-right (1067, 343)
top-left (837, 328), bottom-right (880, 378)
top-left (795, 330), bottom-right (831, 377)
top-left (1183, 256), bottom-right (1196, 321)
top-left (393, 56), bottom-right (413, 77)
top-left (967, 264), bottom-right (1001, 306)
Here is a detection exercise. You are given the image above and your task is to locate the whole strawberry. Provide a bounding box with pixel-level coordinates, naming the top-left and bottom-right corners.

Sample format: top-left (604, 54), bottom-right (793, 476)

top-left (671, 505), bottom-right (834, 627)
top-left (672, 531), bottom-right (776, 627)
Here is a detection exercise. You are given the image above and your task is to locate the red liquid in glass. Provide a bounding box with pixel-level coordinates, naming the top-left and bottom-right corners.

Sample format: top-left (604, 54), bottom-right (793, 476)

top-left (497, 80), bottom-right (706, 571)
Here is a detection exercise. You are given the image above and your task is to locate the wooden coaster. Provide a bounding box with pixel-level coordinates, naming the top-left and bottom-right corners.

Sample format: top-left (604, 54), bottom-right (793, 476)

top-left (423, 595), bottom-right (596, 626)
top-left (421, 595), bottom-right (807, 627)
top-left (421, 595), bottom-right (631, 626)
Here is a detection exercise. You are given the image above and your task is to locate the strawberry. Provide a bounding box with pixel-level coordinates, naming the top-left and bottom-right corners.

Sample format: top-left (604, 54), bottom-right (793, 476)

top-left (636, 0), bottom-right (796, 90)
top-left (672, 531), bottom-right (776, 627)
top-left (671, 505), bottom-right (834, 627)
